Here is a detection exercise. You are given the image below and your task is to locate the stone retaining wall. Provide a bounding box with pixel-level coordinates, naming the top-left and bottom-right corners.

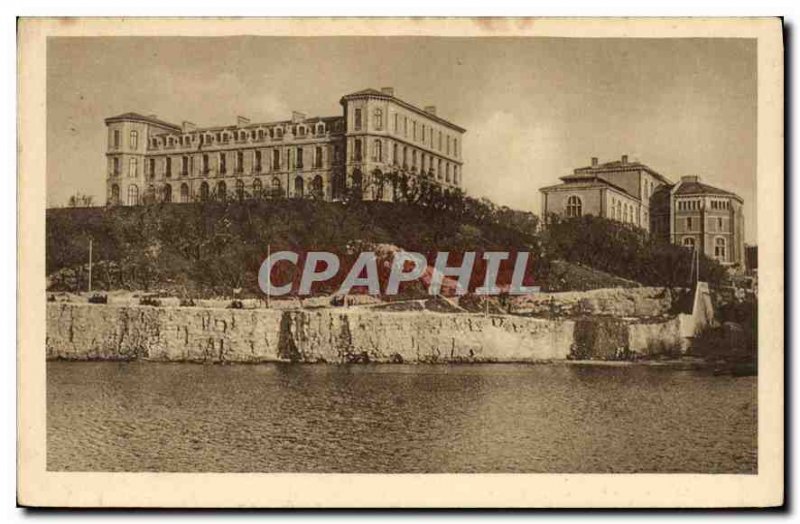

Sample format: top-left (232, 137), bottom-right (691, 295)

top-left (46, 303), bottom-right (577, 364)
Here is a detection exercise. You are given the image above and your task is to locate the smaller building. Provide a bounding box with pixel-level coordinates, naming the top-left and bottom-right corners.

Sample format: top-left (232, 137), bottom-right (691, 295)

top-left (539, 155), bottom-right (672, 232)
top-left (652, 175), bottom-right (746, 269)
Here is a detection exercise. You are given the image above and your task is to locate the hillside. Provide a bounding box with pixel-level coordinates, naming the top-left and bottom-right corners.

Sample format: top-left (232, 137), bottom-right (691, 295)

top-left (47, 200), bottom-right (723, 298)
top-left (47, 199), bottom-right (551, 297)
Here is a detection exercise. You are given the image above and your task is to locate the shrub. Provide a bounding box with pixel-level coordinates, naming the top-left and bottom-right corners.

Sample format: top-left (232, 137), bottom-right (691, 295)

top-left (543, 214), bottom-right (726, 288)
top-left (179, 298), bottom-right (196, 307)
top-left (87, 293), bottom-right (107, 304)
top-left (139, 296), bottom-right (162, 307)
top-left (228, 299), bottom-right (244, 309)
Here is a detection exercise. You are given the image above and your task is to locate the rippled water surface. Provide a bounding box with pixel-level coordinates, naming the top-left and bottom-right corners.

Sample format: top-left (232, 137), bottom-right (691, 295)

top-left (47, 361), bottom-right (756, 473)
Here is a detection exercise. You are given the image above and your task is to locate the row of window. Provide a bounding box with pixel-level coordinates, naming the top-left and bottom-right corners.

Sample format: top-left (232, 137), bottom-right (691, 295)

top-left (676, 199), bottom-right (732, 212)
top-left (111, 176), bottom-right (326, 206)
top-left (681, 236), bottom-right (728, 261)
top-left (682, 216), bottom-right (727, 232)
top-left (112, 146), bottom-right (335, 179)
top-left (144, 122), bottom-right (341, 150)
top-left (351, 138), bottom-right (461, 185)
top-left (677, 199), bottom-right (702, 211)
top-left (111, 130), bottom-right (138, 150)
top-left (352, 107), bottom-right (459, 158)
top-left (610, 197), bottom-right (640, 225)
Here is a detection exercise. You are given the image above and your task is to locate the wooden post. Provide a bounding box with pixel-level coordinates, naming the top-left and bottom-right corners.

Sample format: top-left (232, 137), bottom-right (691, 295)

top-left (266, 243), bottom-right (271, 309)
top-left (88, 238), bottom-right (93, 293)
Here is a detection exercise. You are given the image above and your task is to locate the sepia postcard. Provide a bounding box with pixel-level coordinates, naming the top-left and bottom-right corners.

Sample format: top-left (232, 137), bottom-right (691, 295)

top-left (17, 17), bottom-right (784, 508)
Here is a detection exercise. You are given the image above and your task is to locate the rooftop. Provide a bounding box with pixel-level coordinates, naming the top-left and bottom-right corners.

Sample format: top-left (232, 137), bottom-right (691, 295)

top-left (105, 112), bottom-right (182, 132)
top-left (673, 179), bottom-right (742, 200)
top-left (572, 156), bottom-right (672, 185)
top-left (341, 87), bottom-right (466, 133)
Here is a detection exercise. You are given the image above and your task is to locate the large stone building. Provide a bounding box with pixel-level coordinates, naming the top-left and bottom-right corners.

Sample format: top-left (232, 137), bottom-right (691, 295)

top-left (540, 156), bottom-right (746, 269)
top-left (540, 155), bottom-right (672, 232)
top-left (105, 87), bottom-right (465, 206)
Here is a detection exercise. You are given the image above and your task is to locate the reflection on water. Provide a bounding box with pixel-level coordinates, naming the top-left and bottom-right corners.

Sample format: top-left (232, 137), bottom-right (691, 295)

top-left (47, 361), bottom-right (756, 473)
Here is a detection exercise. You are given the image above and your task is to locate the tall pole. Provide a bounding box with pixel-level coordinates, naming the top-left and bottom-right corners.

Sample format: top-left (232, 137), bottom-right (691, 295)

top-left (266, 243), bottom-right (271, 309)
top-left (88, 238), bottom-right (93, 293)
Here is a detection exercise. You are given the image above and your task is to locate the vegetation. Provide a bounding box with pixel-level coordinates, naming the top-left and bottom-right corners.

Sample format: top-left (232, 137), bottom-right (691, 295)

top-left (542, 214), bottom-right (727, 288)
top-left (46, 193), bottom-right (546, 297)
top-left (46, 187), bottom-right (727, 297)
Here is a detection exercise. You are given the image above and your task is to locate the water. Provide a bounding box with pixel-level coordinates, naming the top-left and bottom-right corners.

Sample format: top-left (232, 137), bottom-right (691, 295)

top-left (47, 361), bottom-right (757, 473)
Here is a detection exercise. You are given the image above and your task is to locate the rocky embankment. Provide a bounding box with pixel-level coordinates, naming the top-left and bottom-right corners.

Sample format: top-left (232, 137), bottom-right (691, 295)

top-left (46, 286), bottom-right (691, 364)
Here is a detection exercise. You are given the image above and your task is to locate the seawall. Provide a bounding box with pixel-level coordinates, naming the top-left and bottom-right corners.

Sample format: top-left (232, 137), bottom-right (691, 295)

top-left (46, 303), bottom-right (581, 363)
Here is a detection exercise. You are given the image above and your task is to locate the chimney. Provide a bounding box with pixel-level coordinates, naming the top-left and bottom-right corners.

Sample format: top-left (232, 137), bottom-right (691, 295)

top-left (182, 121), bottom-right (196, 133)
top-left (291, 111), bottom-right (306, 124)
top-left (591, 157), bottom-right (599, 167)
top-left (236, 116), bottom-right (250, 127)
top-left (681, 175), bottom-right (699, 184)
top-left (621, 154), bottom-right (629, 164)
top-left (424, 105), bottom-right (437, 116)
top-left (380, 87), bottom-right (395, 96)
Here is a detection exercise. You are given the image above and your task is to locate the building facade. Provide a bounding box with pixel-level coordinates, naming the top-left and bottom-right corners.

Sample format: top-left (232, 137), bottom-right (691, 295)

top-left (539, 155), bottom-right (672, 232)
top-left (651, 175), bottom-right (746, 269)
top-left (540, 157), bottom-right (746, 269)
top-left (105, 87), bottom-right (466, 206)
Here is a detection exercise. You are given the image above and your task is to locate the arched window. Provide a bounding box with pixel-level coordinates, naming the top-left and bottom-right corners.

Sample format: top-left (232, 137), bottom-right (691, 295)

top-left (129, 130), bottom-right (138, 149)
top-left (110, 184), bottom-right (120, 205)
top-left (316, 123), bottom-right (325, 135)
top-left (311, 175), bottom-right (323, 197)
top-left (373, 140), bottom-right (383, 162)
top-left (294, 176), bottom-right (304, 198)
top-left (146, 184), bottom-right (156, 203)
top-left (216, 180), bottom-right (227, 201)
top-left (180, 183), bottom-right (189, 203)
top-left (271, 177), bottom-right (282, 198)
top-left (566, 195), bottom-right (582, 217)
top-left (252, 178), bottom-right (262, 198)
top-left (373, 108), bottom-right (383, 130)
top-left (163, 183), bottom-right (172, 203)
top-left (235, 179), bottom-right (245, 200)
top-left (127, 184), bottom-right (139, 206)
top-left (714, 237), bottom-right (727, 261)
top-left (683, 237), bottom-right (695, 249)
top-left (199, 182), bottom-right (209, 202)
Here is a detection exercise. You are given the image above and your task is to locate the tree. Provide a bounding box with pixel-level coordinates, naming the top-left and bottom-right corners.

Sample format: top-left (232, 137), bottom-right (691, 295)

top-left (67, 193), bottom-right (95, 208)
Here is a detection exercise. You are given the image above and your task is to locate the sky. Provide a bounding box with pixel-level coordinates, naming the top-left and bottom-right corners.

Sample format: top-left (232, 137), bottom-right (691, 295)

top-left (47, 36), bottom-right (758, 242)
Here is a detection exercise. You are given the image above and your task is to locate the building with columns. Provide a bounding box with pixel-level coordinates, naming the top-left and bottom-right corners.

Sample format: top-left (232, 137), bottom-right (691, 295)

top-left (104, 87), bottom-right (465, 206)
